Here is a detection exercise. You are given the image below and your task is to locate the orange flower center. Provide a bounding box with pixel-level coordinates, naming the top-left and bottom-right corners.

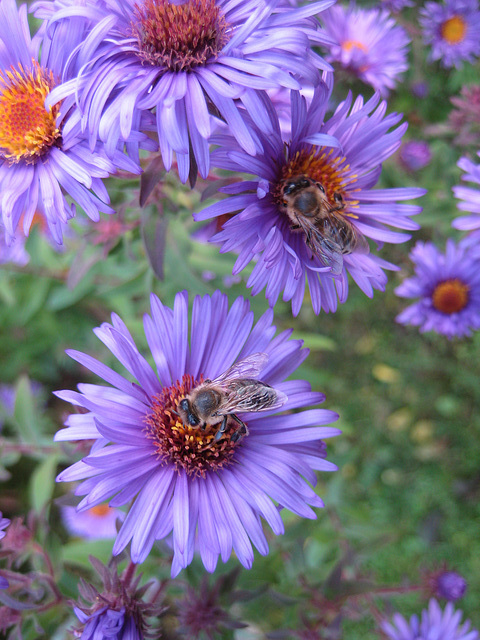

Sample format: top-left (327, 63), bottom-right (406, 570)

top-left (144, 374), bottom-right (240, 477)
top-left (88, 504), bottom-right (112, 518)
top-left (432, 279), bottom-right (469, 314)
top-left (342, 39), bottom-right (368, 54)
top-left (441, 16), bottom-right (467, 44)
top-left (0, 60), bottom-right (61, 164)
top-left (131, 0), bottom-right (231, 71)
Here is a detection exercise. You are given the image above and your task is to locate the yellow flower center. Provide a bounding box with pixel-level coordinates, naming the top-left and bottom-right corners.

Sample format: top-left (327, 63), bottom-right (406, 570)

top-left (432, 279), bottom-right (469, 314)
top-left (88, 504), bottom-right (112, 518)
top-left (0, 60), bottom-right (61, 164)
top-left (441, 15), bottom-right (467, 44)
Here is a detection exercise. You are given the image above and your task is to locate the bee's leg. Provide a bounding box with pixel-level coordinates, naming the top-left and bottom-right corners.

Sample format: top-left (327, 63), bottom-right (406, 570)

top-left (230, 414), bottom-right (249, 444)
top-left (213, 415), bottom-right (228, 442)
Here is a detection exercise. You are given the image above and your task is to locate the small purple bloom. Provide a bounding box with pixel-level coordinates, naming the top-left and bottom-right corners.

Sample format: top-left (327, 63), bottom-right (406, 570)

top-left (420, 0), bottom-right (480, 69)
top-left (55, 291), bottom-right (340, 576)
top-left (40, 0), bottom-right (335, 183)
top-left (395, 238), bottom-right (480, 338)
top-left (434, 571), bottom-right (468, 602)
top-left (195, 81), bottom-right (424, 316)
top-left (61, 505), bottom-right (123, 539)
top-left (75, 606), bottom-right (142, 640)
top-left (0, 513), bottom-right (10, 541)
top-left (399, 140), bottom-right (432, 171)
top-left (381, 598), bottom-right (479, 640)
top-left (453, 151), bottom-right (480, 231)
top-left (0, 0), bottom-right (149, 246)
top-left (380, 0), bottom-right (414, 12)
top-left (321, 2), bottom-right (410, 96)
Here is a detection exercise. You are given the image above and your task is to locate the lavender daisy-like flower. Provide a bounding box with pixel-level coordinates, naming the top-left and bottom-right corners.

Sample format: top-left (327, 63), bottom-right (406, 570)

top-left (453, 151), bottom-right (480, 231)
top-left (41, 0), bottom-right (335, 184)
top-left (61, 504), bottom-right (123, 539)
top-left (54, 291), bottom-right (340, 576)
top-left (195, 82), bottom-right (424, 316)
top-left (0, 0), bottom-right (149, 246)
top-left (380, 598), bottom-right (479, 640)
top-left (321, 3), bottom-right (410, 96)
top-left (420, 0), bottom-right (480, 69)
top-left (399, 140), bottom-right (432, 171)
top-left (395, 239), bottom-right (480, 338)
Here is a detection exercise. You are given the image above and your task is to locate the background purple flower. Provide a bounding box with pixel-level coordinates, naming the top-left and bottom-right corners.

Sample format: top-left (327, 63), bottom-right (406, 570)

top-left (195, 82), bottom-right (424, 316)
top-left (420, 0), bottom-right (480, 68)
top-left (54, 291), bottom-right (340, 576)
top-left (0, 0), bottom-right (148, 246)
top-left (75, 606), bottom-right (142, 640)
top-left (395, 238), bottom-right (480, 338)
top-left (381, 598), bottom-right (479, 640)
top-left (321, 3), bottom-right (410, 96)
top-left (453, 151), bottom-right (480, 231)
top-left (61, 504), bottom-right (123, 539)
top-left (399, 140), bottom-right (432, 171)
top-left (42, 0), bottom-right (335, 183)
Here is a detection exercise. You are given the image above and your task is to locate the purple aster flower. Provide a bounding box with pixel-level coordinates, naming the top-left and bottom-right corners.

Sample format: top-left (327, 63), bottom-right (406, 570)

top-left (399, 140), bottom-right (432, 171)
top-left (420, 0), bottom-right (480, 69)
top-left (61, 504), bottom-right (124, 539)
top-left (54, 291), bottom-right (340, 576)
top-left (395, 238), bottom-right (480, 338)
top-left (453, 151), bottom-right (480, 231)
top-left (380, 598), bottom-right (479, 640)
top-left (432, 571), bottom-right (468, 602)
top-left (39, 0), bottom-right (335, 184)
top-left (195, 81), bottom-right (424, 316)
top-left (0, 0), bottom-right (151, 246)
top-left (75, 606), bottom-right (142, 640)
top-left (321, 3), bottom-right (410, 96)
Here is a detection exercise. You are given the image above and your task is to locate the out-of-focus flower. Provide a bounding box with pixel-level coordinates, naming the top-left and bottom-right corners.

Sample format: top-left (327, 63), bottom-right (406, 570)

top-left (399, 140), bottom-right (432, 171)
top-left (321, 3), bottom-right (410, 96)
top-left (61, 505), bottom-right (123, 539)
top-left (0, 0), bottom-right (148, 246)
top-left (380, 598), bottom-right (479, 640)
top-left (449, 85), bottom-right (480, 148)
top-left (0, 379), bottom-right (43, 430)
top-left (420, 0), bottom-right (480, 69)
top-left (411, 81), bottom-right (429, 99)
top-left (430, 570), bottom-right (468, 602)
top-left (0, 232), bottom-right (29, 266)
top-left (55, 291), bottom-right (340, 576)
top-left (0, 513), bottom-right (10, 541)
top-left (195, 81), bottom-right (424, 316)
top-left (74, 557), bottom-right (163, 639)
top-left (395, 239), bottom-right (480, 338)
top-left (380, 0), bottom-right (414, 12)
top-left (453, 151), bottom-right (480, 231)
top-left (40, 0), bottom-right (335, 183)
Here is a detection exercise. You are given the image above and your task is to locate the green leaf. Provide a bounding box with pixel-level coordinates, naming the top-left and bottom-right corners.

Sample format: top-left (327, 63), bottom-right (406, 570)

top-left (29, 454), bottom-right (60, 514)
top-left (13, 375), bottom-right (42, 445)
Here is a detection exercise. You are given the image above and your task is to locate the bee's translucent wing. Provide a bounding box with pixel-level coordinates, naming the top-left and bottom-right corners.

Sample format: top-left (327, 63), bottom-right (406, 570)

top-left (352, 226), bottom-right (370, 255)
top-left (212, 352), bottom-right (269, 384)
top-left (221, 380), bottom-right (288, 414)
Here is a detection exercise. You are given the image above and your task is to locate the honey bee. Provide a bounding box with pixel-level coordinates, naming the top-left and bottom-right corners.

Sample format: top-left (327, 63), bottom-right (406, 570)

top-left (177, 353), bottom-right (287, 445)
top-left (280, 175), bottom-right (369, 275)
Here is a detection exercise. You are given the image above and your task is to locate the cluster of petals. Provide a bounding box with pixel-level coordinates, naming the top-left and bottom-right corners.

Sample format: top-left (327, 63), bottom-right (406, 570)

top-left (54, 291), bottom-right (340, 576)
top-left (395, 238), bottom-right (480, 338)
top-left (39, 0), bottom-right (336, 183)
top-left (0, 0), bottom-right (149, 245)
top-left (381, 598), bottom-right (479, 640)
top-left (420, 0), bottom-right (480, 69)
top-left (195, 80), bottom-right (424, 316)
top-left (321, 2), bottom-right (410, 96)
top-left (453, 151), bottom-right (480, 232)
top-left (74, 606), bottom-right (141, 640)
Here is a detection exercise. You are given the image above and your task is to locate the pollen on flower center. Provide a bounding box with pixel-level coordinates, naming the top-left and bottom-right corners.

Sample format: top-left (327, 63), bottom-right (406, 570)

top-left (0, 60), bottom-right (61, 164)
top-left (88, 504), bottom-right (112, 518)
top-left (144, 374), bottom-right (240, 477)
top-left (273, 147), bottom-right (359, 213)
top-left (432, 278), bottom-right (469, 314)
top-left (441, 15), bottom-right (467, 44)
top-left (131, 0), bottom-right (231, 71)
